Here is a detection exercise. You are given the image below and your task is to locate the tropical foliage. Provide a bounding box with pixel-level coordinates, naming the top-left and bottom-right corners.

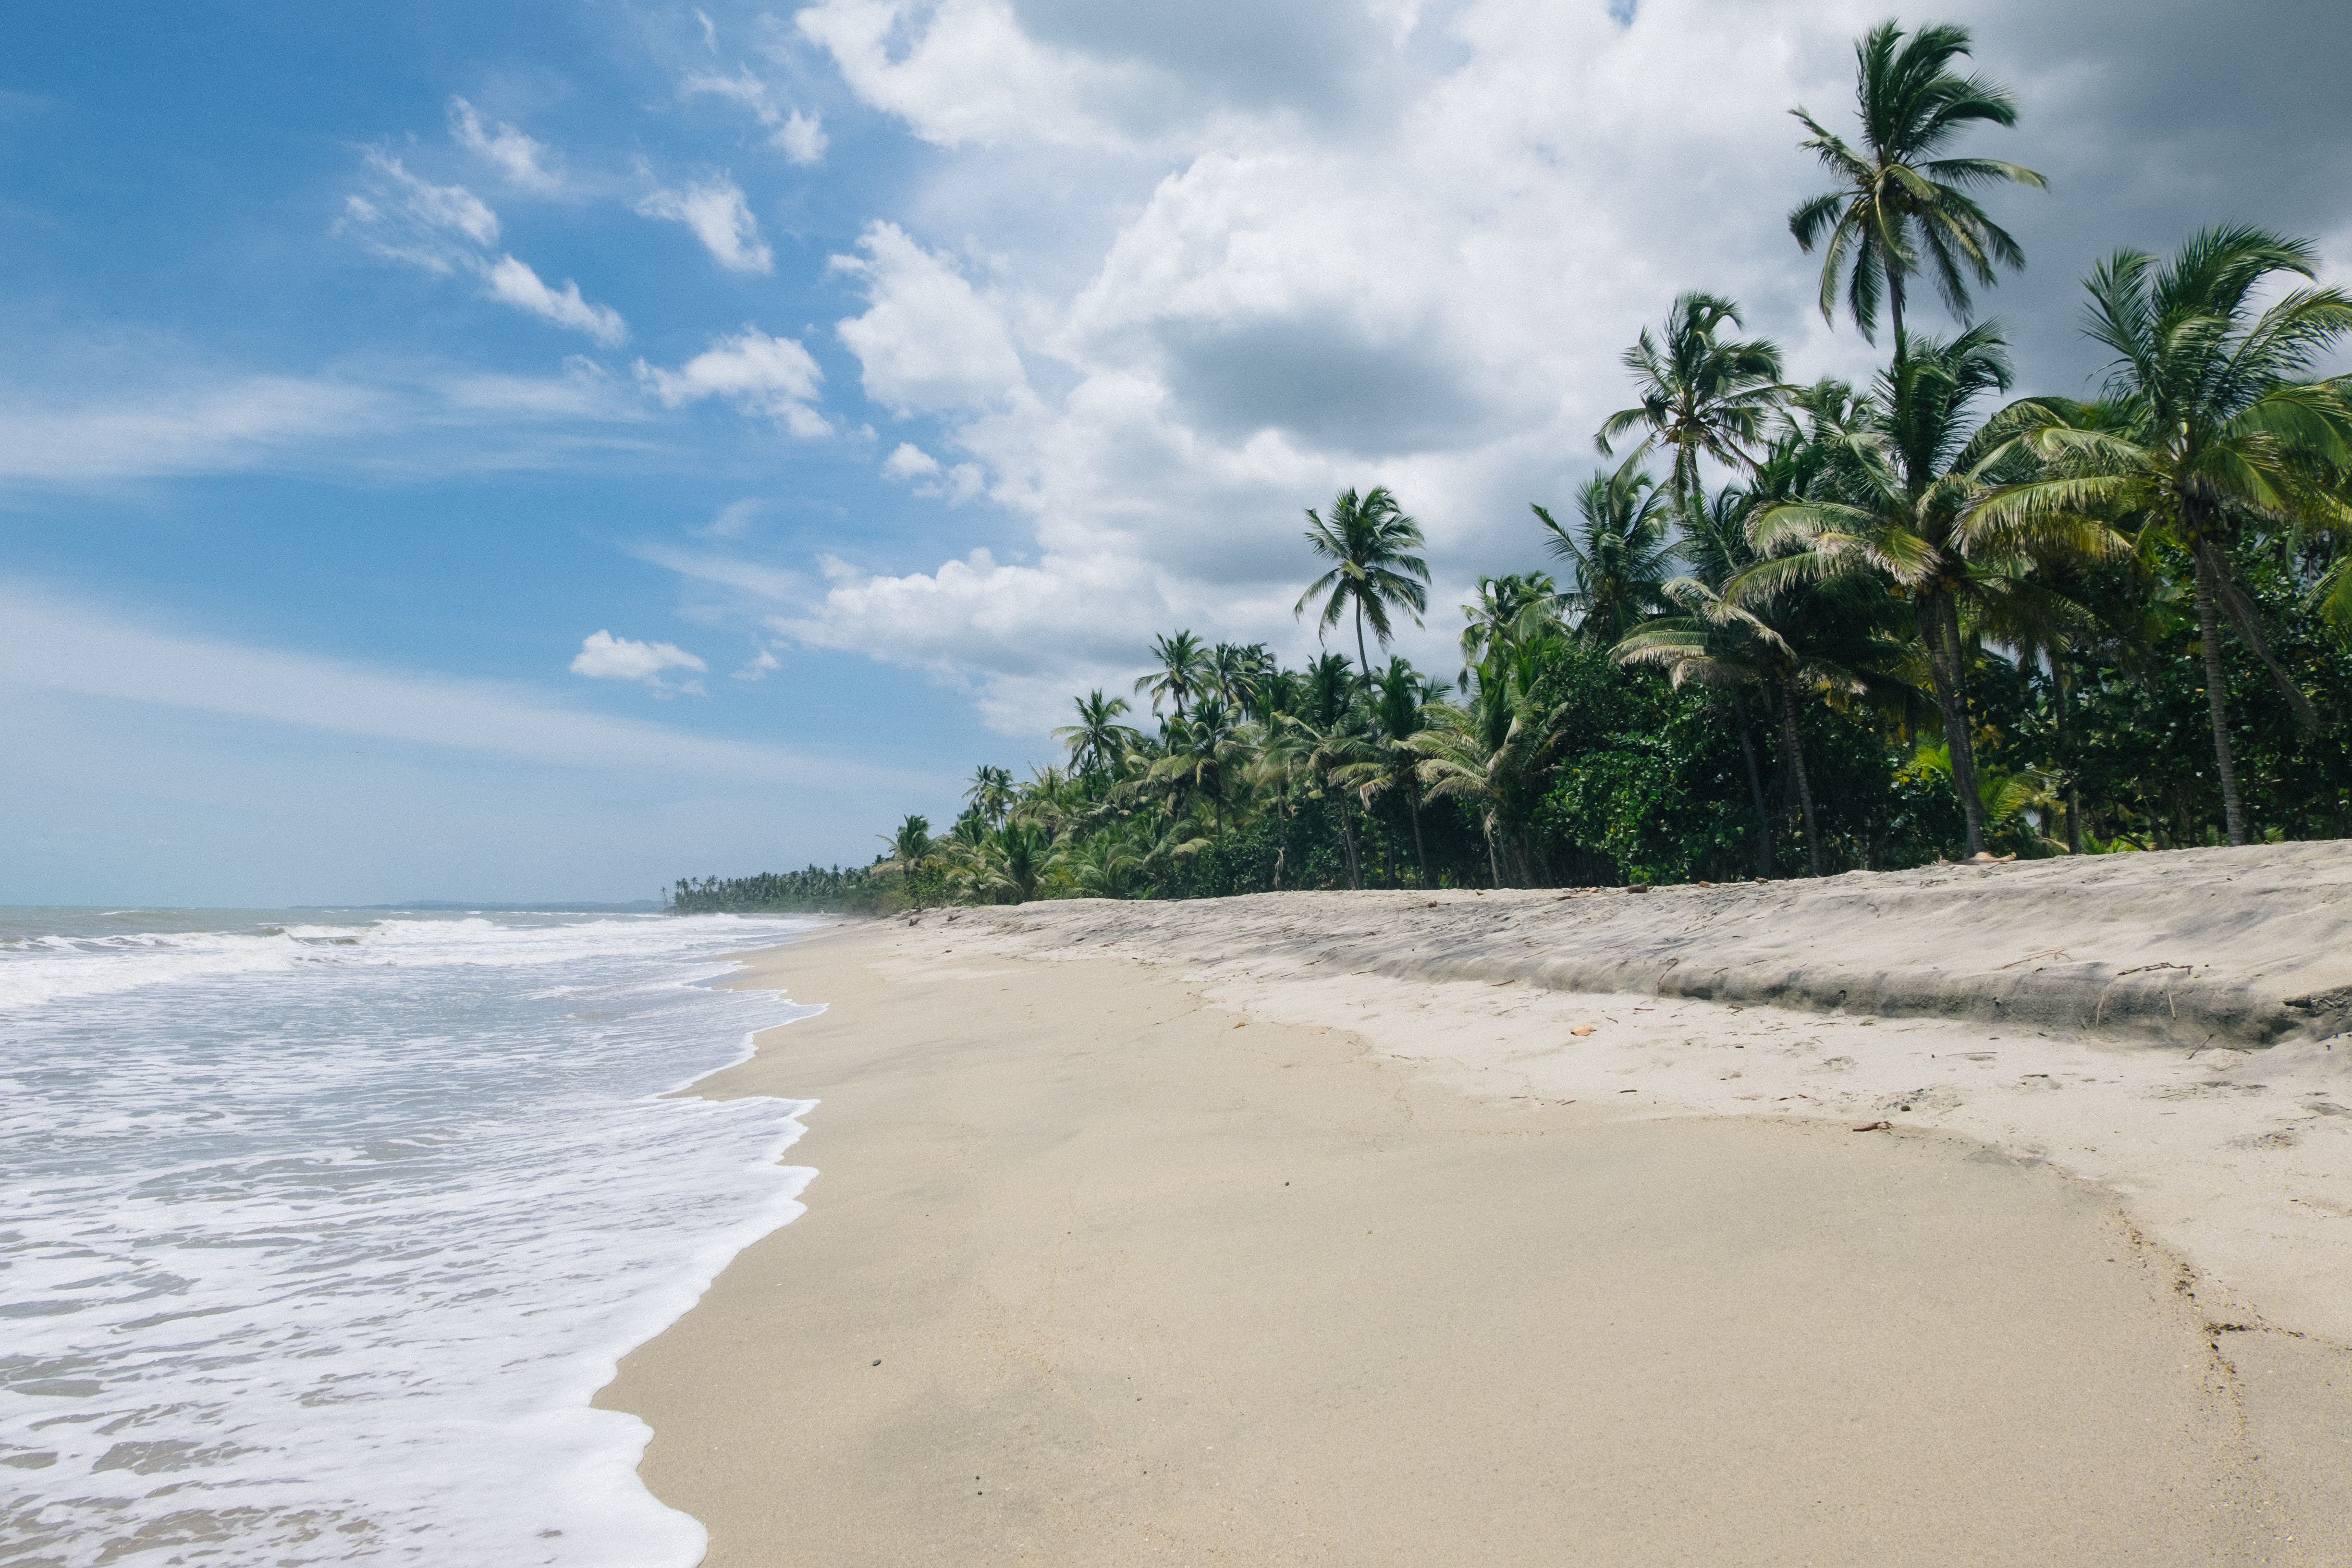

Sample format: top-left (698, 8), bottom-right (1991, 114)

top-left (679, 19), bottom-right (2352, 912)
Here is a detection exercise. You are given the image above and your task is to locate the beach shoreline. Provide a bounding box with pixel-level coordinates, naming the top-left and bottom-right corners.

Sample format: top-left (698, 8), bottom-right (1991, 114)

top-left (601, 864), bottom-right (2352, 1563)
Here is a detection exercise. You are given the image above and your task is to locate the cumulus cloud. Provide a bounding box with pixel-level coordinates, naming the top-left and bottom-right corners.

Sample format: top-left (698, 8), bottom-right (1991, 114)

top-left (881, 441), bottom-right (984, 502)
top-left (832, 222), bottom-right (1029, 416)
top-left (482, 255), bottom-right (628, 345)
top-left (341, 150), bottom-right (626, 343)
top-left (447, 97), bottom-right (562, 191)
top-left (680, 65), bottom-right (830, 165)
top-left (633, 326), bottom-right (828, 436)
top-left (569, 628), bottom-right (708, 692)
top-left (636, 174), bottom-right (774, 272)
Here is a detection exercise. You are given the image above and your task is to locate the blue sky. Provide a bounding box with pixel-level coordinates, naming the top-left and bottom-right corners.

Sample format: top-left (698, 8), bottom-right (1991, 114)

top-left (3, 0), bottom-right (2347, 904)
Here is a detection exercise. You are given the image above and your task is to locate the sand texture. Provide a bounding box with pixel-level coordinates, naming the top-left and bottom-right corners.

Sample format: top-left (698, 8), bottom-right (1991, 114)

top-left (600, 849), bottom-right (2352, 1565)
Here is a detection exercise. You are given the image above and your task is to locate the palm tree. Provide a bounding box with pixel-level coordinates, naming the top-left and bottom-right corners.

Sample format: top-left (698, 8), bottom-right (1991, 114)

top-left (1055, 690), bottom-right (1142, 778)
top-left (1147, 695), bottom-right (1250, 832)
top-left (875, 813), bottom-right (939, 907)
top-left (1135, 630), bottom-right (1211, 720)
top-left (1270, 704), bottom-right (1377, 890)
top-left (964, 763), bottom-right (1015, 829)
top-left (953, 821), bottom-right (1054, 904)
top-left (1208, 642), bottom-right (1276, 719)
top-left (1788, 21), bottom-right (2046, 348)
top-left (1457, 572), bottom-right (1560, 688)
top-left (1745, 324), bottom-right (2095, 858)
top-left (1339, 655), bottom-right (1439, 886)
top-left (1596, 292), bottom-right (1786, 505)
top-left (1411, 640), bottom-right (1571, 887)
top-left (1535, 461), bottom-right (1678, 647)
top-left (1617, 503), bottom-right (1905, 878)
top-left (1967, 227), bottom-right (2352, 844)
top-left (1297, 485), bottom-right (1432, 683)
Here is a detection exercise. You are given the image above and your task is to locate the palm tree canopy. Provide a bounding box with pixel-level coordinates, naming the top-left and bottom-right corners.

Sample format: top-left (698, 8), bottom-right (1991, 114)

top-left (1054, 690), bottom-right (1142, 777)
top-left (1296, 485), bottom-right (1431, 677)
top-left (1596, 292), bottom-right (1786, 502)
top-left (1134, 629), bottom-right (1211, 718)
top-left (1788, 20), bottom-right (2046, 343)
top-left (1536, 461), bottom-right (1678, 646)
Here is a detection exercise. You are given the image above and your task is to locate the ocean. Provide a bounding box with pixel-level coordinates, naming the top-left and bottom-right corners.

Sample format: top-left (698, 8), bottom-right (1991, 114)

top-left (0, 906), bottom-right (825, 1567)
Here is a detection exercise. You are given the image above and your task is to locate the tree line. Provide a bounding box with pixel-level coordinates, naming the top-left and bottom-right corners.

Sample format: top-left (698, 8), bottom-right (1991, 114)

top-left (675, 20), bottom-right (2352, 915)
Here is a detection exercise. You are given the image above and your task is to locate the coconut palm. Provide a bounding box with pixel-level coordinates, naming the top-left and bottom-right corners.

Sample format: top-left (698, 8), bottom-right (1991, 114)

top-left (1457, 572), bottom-right (1561, 688)
top-left (1209, 641), bottom-right (1277, 719)
top-left (1055, 690), bottom-right (1143, 779)
top-left (1535, 461), bottom-right (1678, 647)
top-left (1596, 292), bottom-right (1787, 505)
top-left (1966, 227), bottom-right (2352, 844)
top-left (1297, 485), bottom-right (1432, 682)
top-left (1146, 695), bottom-right (1250, 831)
top-left (1412, 640), bottom-right (1572, 887)
top-left (1270, 704), bottom-right (1377, 890)
top-left (1135, 629), bottom-right (1211, 720)
top-left (1745, 323), bottom-right (2097, 857)
top-left (875, 813), bottom-right (939, 907)
top-left (1339, 656), bottom-right (1440, 886)
top-left (953, 821), bottom-right (1054, 905)
top-left (1788, 20), bottom-right (2046, 347)
top-left (963, 763), bottom-right (1015, 829)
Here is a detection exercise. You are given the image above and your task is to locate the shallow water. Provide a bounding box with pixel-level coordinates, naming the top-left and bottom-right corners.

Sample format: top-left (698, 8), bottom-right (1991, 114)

top-left (0, 906), bottom-right (821, 1566)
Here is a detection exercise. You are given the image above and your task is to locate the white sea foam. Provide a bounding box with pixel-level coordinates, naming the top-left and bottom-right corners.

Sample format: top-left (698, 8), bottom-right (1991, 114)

top-left (0, 909), bottom-right (824, 1566)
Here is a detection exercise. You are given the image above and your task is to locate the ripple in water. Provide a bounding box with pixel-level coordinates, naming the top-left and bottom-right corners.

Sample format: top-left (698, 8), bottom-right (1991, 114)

top-left (0, 909), bottom-right (822, 1566)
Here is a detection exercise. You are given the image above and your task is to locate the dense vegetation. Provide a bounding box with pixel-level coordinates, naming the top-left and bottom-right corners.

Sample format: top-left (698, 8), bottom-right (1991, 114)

top-left (674, 20), bottom-right (2352, 916)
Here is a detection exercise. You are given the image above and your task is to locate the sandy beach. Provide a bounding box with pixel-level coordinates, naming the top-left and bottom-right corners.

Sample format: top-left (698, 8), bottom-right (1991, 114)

top-left (600, 844), bottom-right (2352, 1565)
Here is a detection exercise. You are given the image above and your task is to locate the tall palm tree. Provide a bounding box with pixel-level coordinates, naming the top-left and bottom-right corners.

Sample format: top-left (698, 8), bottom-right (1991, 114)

top-left (1054, 690), bottom-right (1142, 778)
top-left (1208, 642), bottom-right (1277, 719)
top-left (1458, 571), bottom-right (1560, 687)
top-left (964, 763), bottom-right (1015, 829)
top-left (1967, 227), bottom-right (2352, 844)
top-left (1135, 629), bottom-right (1211, 720)
top-left (1596, 292), bottom-right (1786, 505)
top-left (1788, 21), bottom-right (2046, 348)
top-left (1745, 324), bottom-right (2095, 858)
top-left (1339, 655), bottom-right (1439, 886)
top-left (1535, 461), bottom-right (1678, 647)
top-left (1617, 505), bottom-right (1905, 878)
top-left (1297, 485), bottom-right (1432, 682)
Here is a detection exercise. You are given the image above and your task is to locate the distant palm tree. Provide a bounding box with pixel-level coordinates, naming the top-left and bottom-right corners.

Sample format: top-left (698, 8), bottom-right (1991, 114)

top-left (1340, 655), bottom-right (1441, 886)
top-left (1135, 630), bottom-right (1211, 720)
top-left (1054, 690), bottom-right (1142, 778)
top-left (1788, 20), bottom-right (2046, 348)
top-left (1208, 642), bottom-right (1277, 719)
top-left (964, 763), bottom-right (1015, 829)
top-left (1535, 462), bottom-right (1678, 647)
top-left (875, 813), bottom-right (938, 907)
top-left (1270, 705), bottom-right (1377, 890)
top-left (1597, 292), bottom-right (1786, 505)
top-left (1147, 695), bottom-right (1250, 831)
top-left (1457, 572), bottom-right (1560, 688)
top-left (1412, 642), bottom-right (1571, 887)
top-left (1297, 485), bottom-right (1431, 683)
top-left (1968, 227), bottom-right (2352, 844)
top-left (953, 821), bottom-right (1054, 905)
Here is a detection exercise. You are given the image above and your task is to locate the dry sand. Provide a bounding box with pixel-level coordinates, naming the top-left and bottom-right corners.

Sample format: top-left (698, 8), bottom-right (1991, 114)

top-left (601, 843), bottom-right (2352, 1565)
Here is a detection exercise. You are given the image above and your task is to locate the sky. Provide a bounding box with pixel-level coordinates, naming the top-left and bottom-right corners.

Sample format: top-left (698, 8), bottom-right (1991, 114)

top-left (3, 0), bottom-right (2349, 905)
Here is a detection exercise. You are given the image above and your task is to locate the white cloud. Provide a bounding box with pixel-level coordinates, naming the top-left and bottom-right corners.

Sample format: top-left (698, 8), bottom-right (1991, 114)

top-left (733, 646), bottom-right (782, 680)
top-left (447, 97), bottom-right (562, 191)
top-left (881, 441), bottom-right (940, 480)
top-left (569, 629), bottom-right (708, 692)
top-left (0, 584), bottom-right (909, 788)
top-left (482, 255), bottom-right (629, 345)
top-left (832, 222), bottom-right (1028, 416)
top-left (693, 497), bottom-right (768, 539)
top-left (342, 150), bottom-right (627, 343)
top-left (776, 110), bottom-right (829, 166)
top-left (636, 174), bottom-right (774, 273)
top-left (633, 326), bottom-right (829, 437)
top-left (0, 376), bottom-right (385, 484)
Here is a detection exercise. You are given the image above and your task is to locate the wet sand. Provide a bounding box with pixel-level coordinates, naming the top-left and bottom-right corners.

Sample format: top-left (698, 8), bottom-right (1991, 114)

top-left (600, 905), bottom-right (2352, 1565)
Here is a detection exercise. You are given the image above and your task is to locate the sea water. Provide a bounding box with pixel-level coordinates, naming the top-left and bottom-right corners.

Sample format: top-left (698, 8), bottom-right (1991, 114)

top-left (0, 907), bottom-right (824, 1567)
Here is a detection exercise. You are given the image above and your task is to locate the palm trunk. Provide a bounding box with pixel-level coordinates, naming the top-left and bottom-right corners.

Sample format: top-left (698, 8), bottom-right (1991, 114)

top-left (1354, 602), bottom-right (1372, 686)
top-left (2191, 543), bottom-right (2249, 847)
top-left (1730, 689), bottom-right (1773, 878)
top-left (1482, 817), bottom-right (1501, 888)
top-left (1408, 788), bottom-right (1430, 888)
top-left (1332, 792), bottom-right (1362, 890)
top-left (1915, 595), bottom-right (1987, 857)
top-left (2052, 656), bottom-right (2082, 855)
top-left (1776, 679), bottom-right (1824, 877)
